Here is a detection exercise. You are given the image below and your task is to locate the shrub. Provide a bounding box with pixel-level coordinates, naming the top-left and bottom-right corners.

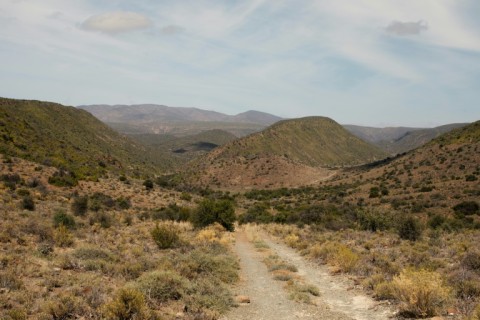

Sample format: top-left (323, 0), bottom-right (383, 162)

top-left (151, 223), bottom-right (179, 249)
top-left (0, 271), bottom-right (23, 290)
top-left (369, 187), bottom-right (380, 198)
top-left (21, 195), bottom-right (35, 211)
top-left (71, 196), bottom-right (88, 216)
top-left (143, 179), bottom-right (154, 190)
top-left (180, 192), bottom-right (192, 201)
top-left (48, 170), bottom-right (77, 187)
top-left (133, 270), bottom-right (188, 303)
top-left (89, 211), bottom-right (112, 228)
top-left (398, 216), bottom-right (422, 241)
top-left (42, 294), bottom-right (85, 319)
top-left (53, 211), bottom-right (76, 229)
top-left (54, 225), bottom-right (74, 247)
top-left (190, 199), bottom-right (236, 231)
top-left (462, 251), bottom-right (480, 273)
top-left (391, 269), bottom-right (451, 317)
top-left (102, 288), bottom-right (152, 320)
top-left (453, 201), bottom-right (479, 217)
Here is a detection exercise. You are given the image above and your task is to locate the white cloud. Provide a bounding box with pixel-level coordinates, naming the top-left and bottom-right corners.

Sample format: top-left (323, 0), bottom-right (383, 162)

top-left (81, 11), bottom-right (152, 34)
top-left (385, 21), bottom-right (428, 36)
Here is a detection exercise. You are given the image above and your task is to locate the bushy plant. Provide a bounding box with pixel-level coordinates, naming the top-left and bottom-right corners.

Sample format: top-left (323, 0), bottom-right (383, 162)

top-left (143, 179), bottom-right (154, 190)
top-left (133, 270), bottom-right (188, 303)
top-left (453, 201), bottom-right (479, 217)
top-left (102, 288), bottom-right (152, 320)
top-left (398, 216), bottom-right (422, 241)
top-left (71, 196), bottom-right (88, 216)
top-left (21, 195), bottom-right (35, 211)
top-left (151, 223), bottom-right (179, 249)
top-left (190, 199), bottom-right (236, 231)
top-left (53, 211), bottom-right (76, 229)
top-left (391, 269), bottom-right (451, 317)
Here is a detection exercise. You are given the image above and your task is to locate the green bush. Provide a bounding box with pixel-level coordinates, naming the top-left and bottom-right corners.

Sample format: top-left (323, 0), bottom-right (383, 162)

top-left (48, 170), bottom-right (77, 187)
top-left (151, 223), bottom-right (179, 249)
top-left (143, 179), bottom-right (154, 190)
top-left (71, 196), bottom-right (88, 216)
top-left (21, 195), bottom-right (35, 211)
top-left (398, 216), bottom-right (422, 241)
top-left (190, 199), bottom-right (236, 231)
top-left (53, 211), bottom-right (76, 229)
top-left (453, 201), bottom-right (479, 217)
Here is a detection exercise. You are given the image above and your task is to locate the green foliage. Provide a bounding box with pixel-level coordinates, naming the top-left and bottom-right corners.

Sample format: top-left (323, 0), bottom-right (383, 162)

top-left (152, 203), bottom-right (190, 222)
top-left (89, 211), bottom-right (113, 228)
top-left (453, 201), bottom-right (479, 217)
top-left (143, 179), bottom-right (154, 190)
top-left (190, 199), bottom-right (236, 231)
top-left (0, 98), bottom-right (165, 180)
top-left (53, 211), bottom-right (76, 229)
top-left (48, 170), bottom-right (78, 187)
top-left (398, 216), bottom-right (422, 241)
top-left (71, 196), bottom-right (88, 216)
top-left (239, 202), bottom-right (272, 224)
top-left (151, 223), bottom-right (180, 249)
top-left (369, 187), bottom-right (380, 198)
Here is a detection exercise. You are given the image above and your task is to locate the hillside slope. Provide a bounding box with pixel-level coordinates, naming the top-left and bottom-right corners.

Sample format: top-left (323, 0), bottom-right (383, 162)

top-left (208, 117), bottom-right (387, 167)
top-left (183, 117), bottom-right (387, 190)
top-left (0, 98), bottom-right (169, 179)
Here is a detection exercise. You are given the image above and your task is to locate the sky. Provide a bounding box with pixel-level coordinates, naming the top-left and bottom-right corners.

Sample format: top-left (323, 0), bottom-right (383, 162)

top-left (1, 0), bottom-right (480, 127)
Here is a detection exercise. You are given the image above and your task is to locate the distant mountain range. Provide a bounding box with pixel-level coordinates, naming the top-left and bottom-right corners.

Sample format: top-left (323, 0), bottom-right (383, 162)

top-left (80, 104), bottom-right (468, 155)
top-left (344, 123), bottom-right (469, 154)
top-left (79, 104), bottom-right (283, 137)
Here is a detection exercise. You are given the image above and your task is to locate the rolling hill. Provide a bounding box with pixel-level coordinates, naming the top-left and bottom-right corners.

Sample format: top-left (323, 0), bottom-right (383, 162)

top-left (0, 98), bottom-right (171, 180)
top-left (183, 117), bottom-right (387, 189)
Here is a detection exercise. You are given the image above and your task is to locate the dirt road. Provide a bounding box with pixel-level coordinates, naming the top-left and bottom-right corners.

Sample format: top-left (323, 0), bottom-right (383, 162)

top-left (221, 230), bottom-right (395, 320)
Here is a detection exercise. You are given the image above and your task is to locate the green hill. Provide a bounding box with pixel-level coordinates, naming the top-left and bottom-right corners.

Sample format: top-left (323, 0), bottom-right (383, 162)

top-left (431, 120), bottom-right (480, 146)
top-left (208, 116), bottom-right (387, 167)
top-left (0, 98), bottom-right (170, 180)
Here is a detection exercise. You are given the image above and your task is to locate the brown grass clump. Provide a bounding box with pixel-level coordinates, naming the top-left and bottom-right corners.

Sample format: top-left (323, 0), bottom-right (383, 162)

top-left (391, 268), bottom-right (451, 317)
top-left (102, 288), bottom-right (154, 320)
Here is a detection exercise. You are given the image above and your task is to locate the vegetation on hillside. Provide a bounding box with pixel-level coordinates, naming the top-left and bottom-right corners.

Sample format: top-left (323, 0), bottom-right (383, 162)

top-left (0, 98), bottom-right (171, 182)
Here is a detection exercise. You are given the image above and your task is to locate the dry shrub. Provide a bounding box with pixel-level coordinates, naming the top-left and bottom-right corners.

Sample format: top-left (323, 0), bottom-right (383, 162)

top-left (472, 303), bottom-right (480, 320)
top-left (54, 225), bottom-right (74, 247)
top-left (284, 234), bottom-right (300, 248)
top-left (310, 241), bottom-right (359, 273)
top-left (42, 293), bottom-right (86, 319)
top-left (133, 270), bottom-right (188, 303)
top-left (151, 223), bottom-right (179, 249)
top-left (102, 288), bottom-right (153, 320)
top-left (391, 269), bottom-right (451, 317)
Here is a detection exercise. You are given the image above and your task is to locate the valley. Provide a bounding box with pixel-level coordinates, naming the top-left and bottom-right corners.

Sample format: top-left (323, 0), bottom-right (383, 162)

top-left (0, 98), bottom-right (479, 319)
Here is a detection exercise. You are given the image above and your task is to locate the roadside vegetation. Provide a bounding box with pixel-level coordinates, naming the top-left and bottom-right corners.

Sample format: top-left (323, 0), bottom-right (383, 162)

top-left (0, 155), bottom-right (239, 320)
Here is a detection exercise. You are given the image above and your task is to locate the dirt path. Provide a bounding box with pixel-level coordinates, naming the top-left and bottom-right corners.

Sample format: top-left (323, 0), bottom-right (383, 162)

top-left (221, 231), bottom-right (352, 320)
top-left (222, 230), bottom-right (395, 320)
top-left (261, 233), bottom-right (395, 320)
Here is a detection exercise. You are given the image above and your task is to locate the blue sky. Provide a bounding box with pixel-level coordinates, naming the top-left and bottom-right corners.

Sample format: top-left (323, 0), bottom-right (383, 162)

top-left (1, 0), bottom-right (479, 127)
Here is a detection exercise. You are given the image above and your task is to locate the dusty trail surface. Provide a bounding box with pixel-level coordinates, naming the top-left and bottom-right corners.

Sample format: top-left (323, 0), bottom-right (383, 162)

top-left (222, 230), bottom-right (395, 320)
top-left (262, 233), bottom-right (395, 320)
top-left (221, 232), bottom-right (351, 320)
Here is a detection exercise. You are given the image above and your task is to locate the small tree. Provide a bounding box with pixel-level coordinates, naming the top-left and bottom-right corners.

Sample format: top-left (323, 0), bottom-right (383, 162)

top-left (190, 198), bottom-right (236, 231)
top-left (71, 196), bottom-right (88, 216)
top-left (398, 216), bottom-right (422, 241)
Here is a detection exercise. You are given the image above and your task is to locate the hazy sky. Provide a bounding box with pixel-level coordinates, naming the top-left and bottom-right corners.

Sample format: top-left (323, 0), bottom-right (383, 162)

top-left (1, 0), bottom-right (480, 127)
